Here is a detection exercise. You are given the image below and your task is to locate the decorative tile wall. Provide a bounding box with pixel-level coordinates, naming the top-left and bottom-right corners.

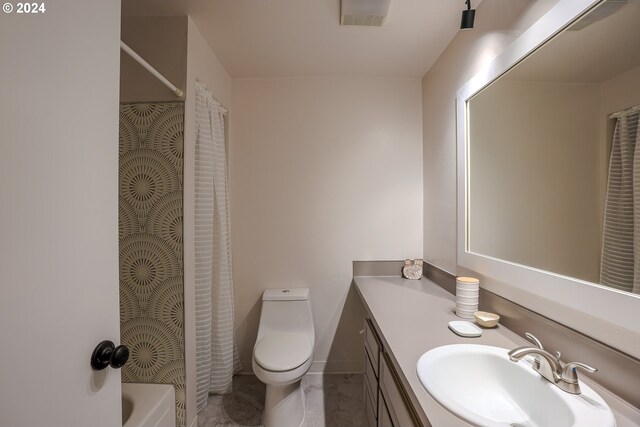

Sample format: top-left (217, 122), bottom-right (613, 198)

top-left (119, 103), bottom-right (185, 427)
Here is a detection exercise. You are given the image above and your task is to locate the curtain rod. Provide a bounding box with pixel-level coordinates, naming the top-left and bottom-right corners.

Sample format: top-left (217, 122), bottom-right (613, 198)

top-left (120, 41), bottom-right (184, 98)
top-left (195, 79), bottom-right (228, 115)
top-left (213, 98), bottom-right (228, 115)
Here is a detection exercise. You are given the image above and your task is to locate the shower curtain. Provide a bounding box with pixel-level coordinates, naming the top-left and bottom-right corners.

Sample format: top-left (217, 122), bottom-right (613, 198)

top-left (194, 81), bottom-right (240, 412)
top-left (600, 105), bottom-right (640, 294)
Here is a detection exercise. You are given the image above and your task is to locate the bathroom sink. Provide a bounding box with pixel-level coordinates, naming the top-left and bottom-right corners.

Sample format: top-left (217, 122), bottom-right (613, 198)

top-left (416, 344), bottom-right (615, 427)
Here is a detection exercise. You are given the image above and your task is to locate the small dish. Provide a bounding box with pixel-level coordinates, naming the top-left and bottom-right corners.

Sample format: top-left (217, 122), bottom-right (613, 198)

top-left (474, 311), bottom-right (500, 328)
top-left (448, 321), bottom-right (482, 337)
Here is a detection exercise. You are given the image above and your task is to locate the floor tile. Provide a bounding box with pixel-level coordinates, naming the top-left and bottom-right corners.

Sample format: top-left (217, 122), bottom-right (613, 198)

top-left (197, 374), bottom-right (364, 427)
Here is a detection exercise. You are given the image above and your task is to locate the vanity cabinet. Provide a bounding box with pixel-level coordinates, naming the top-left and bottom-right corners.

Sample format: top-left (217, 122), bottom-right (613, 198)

top-left (364, 318), bottom-right (425, 427)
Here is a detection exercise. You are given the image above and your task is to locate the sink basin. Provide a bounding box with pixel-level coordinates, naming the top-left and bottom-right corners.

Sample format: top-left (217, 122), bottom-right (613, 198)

top-left (416, 344), bottom-right (615, 427)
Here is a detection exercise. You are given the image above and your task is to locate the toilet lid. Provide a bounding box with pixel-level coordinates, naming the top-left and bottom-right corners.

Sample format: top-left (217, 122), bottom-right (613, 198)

top-left (254, 332), bottom-right (313, 372)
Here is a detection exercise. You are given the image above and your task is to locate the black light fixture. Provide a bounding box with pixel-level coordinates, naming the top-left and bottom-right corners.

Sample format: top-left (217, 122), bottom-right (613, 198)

top-left (460, 0), bottom-right (475, 29)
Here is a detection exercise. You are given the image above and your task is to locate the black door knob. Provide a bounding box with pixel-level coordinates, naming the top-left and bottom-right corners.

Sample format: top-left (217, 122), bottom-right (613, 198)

top-left (91, 340), bottom-right (129, 370)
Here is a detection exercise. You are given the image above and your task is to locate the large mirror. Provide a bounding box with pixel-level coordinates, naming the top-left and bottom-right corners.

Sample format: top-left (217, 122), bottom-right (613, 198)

top-left (457, 0), bottom-right (640, 358)
top-left (469, 0), bottom-right (640, 294)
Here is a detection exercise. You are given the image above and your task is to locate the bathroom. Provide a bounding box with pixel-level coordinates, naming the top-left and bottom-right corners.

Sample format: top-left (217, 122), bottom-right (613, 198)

top-left (1, 0), bottom-right (639, 426)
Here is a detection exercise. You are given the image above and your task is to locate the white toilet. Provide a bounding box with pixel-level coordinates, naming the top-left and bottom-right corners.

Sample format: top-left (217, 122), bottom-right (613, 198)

top-left (252, 288), bottom-right (315, 427)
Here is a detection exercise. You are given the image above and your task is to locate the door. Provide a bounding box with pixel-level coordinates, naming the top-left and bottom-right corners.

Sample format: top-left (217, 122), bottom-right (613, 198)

top-left (0, 1), bottom-right (122, 426)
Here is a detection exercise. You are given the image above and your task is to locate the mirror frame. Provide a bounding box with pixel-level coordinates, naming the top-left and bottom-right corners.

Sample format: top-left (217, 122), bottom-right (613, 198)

top-left (456, 0), bottom-right (640, 358)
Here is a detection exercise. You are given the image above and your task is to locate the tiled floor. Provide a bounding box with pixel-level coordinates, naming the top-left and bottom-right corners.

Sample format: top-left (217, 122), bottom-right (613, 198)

top-left (197, 374), bottom-right (366, 427)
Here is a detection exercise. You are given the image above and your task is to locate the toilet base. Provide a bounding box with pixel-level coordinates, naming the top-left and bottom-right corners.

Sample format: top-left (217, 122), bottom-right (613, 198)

top-left (263, 379), bottom-right (305, 427)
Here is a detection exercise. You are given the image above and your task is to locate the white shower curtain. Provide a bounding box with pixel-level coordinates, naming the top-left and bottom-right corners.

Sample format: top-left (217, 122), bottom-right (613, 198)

top-left (194, 81), bottom-right (240, 412)
top-left (600, 105), bottom-right (640, 294)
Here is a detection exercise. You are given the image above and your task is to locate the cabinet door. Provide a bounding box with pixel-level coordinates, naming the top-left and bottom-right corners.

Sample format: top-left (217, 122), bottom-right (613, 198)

top-left (380, 352), bottom-right (420, 427)
top-left (378, 393), bottom-right (394, 427)
top-left (365, 349), bottom-right (378, 412)
top-left (364, 377), bottom-right (377, 427)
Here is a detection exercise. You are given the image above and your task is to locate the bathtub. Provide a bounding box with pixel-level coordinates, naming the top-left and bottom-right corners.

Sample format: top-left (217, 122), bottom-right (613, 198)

top-left (122, 383), bottom-right (176, 427)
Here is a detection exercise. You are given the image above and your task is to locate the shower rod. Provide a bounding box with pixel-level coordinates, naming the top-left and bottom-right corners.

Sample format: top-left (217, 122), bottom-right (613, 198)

top-left (120, 41), bottom-right (184, 98)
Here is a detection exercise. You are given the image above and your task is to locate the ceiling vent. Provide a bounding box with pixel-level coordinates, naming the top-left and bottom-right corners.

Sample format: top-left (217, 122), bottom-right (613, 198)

top-left (567, 0), bottom-right (628, 31)
top-left (341, 0), bottom-right (391, 26)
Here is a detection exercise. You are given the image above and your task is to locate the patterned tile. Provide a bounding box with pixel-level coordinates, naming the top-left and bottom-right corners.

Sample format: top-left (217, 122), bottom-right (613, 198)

top-left (119, 102), bottom-right (186, 427)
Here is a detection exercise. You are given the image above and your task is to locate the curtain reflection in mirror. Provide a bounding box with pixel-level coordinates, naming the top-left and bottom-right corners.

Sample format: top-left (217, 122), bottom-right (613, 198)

top-left (600, 105), bottom-right (640, 294)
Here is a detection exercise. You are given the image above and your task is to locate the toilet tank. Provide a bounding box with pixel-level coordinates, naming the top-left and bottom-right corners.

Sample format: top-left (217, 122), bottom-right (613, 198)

top-left (258, 288), bottom-right (314, 340)
top-left (263, 288), bottom-right (310, 301)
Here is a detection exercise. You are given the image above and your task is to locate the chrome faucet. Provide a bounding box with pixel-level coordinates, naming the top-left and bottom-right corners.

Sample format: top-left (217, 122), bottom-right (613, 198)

top-left (507, 333), bottom-right (597, 395)
top-left (523, 332), bottom-right (544, 370)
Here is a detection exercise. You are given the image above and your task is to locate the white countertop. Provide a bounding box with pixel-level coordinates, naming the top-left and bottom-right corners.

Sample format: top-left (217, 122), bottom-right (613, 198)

top-left (354, 275), bottom-right (640, 427)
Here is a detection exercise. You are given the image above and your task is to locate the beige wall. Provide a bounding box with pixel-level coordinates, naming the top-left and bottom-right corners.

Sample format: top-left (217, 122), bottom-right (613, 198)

top-left (183, 16), bottom-right (233, 427)
top-left (422, 0), bottom-right (560, 273)
top-left (120, 16), bottom-right (187, 103)
top-left (469, 80), bottom-right (602, 283)
top-left (185, 17), bottom-right (232, 108)
top-left (229, 77), bottom-right (423, 372)
top-left (603, 65), bottom-right (640, 116)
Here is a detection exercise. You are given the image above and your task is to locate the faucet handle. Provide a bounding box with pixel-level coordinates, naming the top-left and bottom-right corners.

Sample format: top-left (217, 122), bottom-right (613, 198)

top-left (525, 332), bottom-right (544, 349)
top-left (561, 362), bottom-right (598, 384)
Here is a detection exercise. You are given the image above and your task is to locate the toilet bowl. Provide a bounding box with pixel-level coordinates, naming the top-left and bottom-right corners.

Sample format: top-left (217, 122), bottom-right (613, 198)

top-left (252, 288), bottom-right (315, 427)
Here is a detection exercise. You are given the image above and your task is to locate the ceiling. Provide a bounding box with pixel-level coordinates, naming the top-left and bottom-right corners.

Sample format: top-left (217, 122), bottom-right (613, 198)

top-left (122, 0), bottom-right (465, 79)
top-left (505, 0), bottom-right (640, 83)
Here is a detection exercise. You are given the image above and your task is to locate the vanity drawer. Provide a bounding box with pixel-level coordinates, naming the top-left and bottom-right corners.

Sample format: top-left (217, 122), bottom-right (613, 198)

top-left (364, 318), bottom-right (381, 377)
top-left (364, 375), bottom-right (377, 427)
top-left (380, 352), bottom-right (420, 427)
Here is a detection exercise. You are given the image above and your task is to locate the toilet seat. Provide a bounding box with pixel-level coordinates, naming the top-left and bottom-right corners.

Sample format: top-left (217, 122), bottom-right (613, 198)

top-left (254, 332), bottom-right (313, 372)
